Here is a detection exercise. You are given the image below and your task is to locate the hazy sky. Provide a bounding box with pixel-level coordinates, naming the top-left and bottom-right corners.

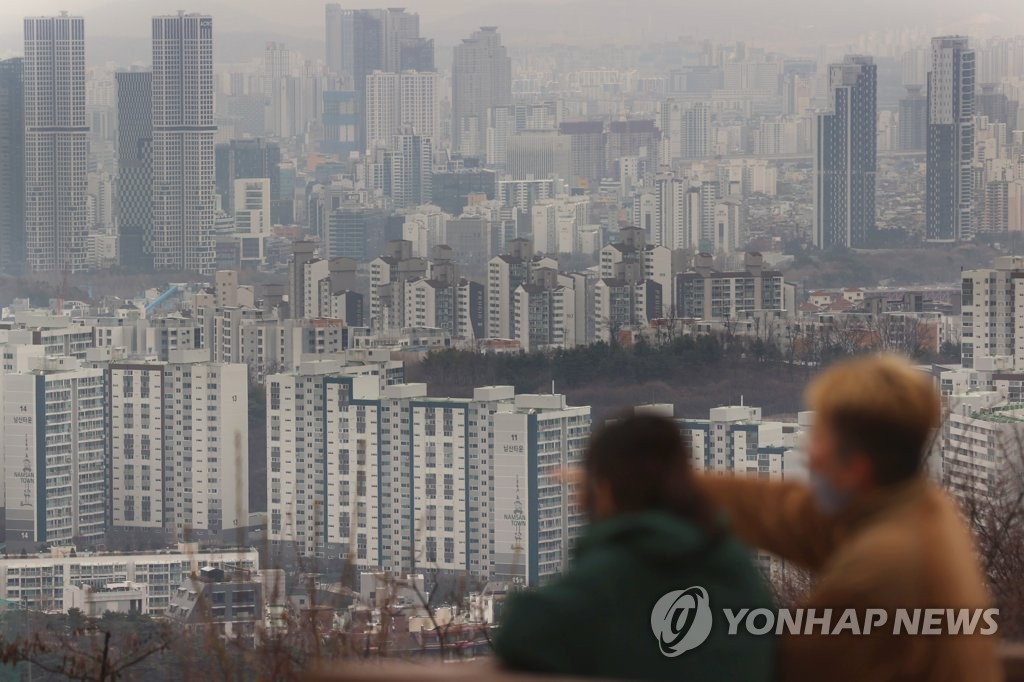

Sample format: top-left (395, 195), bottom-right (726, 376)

top-left (0, 0), bottom-right (1022, 59)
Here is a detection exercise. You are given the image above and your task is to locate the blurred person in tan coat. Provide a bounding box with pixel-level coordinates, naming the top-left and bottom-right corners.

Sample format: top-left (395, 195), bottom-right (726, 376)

top-left (702, 354), bottom-right (1002, 682)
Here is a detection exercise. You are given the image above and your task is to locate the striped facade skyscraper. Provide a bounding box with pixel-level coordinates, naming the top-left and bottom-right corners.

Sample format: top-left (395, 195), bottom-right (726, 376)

top-left (926, 36), bottom-right (975, 243)
top-left (23, 14), bottom-right (90, 273)
top-left (151, 12), bottom-right (215, 273)
top-left (116, 70), bottom-right (153, 270)
top-left (813, 55), bottom-right (877, 249)
top-left (0, 58), bottom-right (25, 273)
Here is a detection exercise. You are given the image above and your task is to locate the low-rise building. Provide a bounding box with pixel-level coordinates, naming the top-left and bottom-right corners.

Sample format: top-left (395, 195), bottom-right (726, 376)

top-left (0, 544), bottom-right (259, 614)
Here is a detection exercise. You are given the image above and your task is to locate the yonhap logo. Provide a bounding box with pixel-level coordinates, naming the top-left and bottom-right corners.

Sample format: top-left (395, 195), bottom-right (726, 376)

top-left (651, 587), bottom-right (713, 657)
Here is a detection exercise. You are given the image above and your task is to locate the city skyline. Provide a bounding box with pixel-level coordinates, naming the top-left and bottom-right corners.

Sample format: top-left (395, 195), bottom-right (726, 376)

top-left (1, 1), bottom-right (1022, 61)
top-left (0, 2), bottom-right (1022, 676)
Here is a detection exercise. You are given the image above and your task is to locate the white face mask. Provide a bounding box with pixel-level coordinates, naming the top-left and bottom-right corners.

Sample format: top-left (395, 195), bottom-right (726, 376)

top-left (809, 470), bottom-right (853, 516)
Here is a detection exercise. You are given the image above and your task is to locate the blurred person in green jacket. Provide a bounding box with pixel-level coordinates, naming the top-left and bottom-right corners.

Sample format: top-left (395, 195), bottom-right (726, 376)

top-left (495, 414), bottom-right (776, 681)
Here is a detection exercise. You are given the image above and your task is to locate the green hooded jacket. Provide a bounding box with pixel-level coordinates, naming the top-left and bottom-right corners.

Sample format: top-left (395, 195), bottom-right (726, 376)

top-left (494, 511), bottom-right (776, 680)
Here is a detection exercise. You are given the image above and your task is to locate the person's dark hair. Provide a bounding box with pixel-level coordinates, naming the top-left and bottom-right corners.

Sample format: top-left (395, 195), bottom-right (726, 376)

top-left (584, 413), bottom-right (718, 534)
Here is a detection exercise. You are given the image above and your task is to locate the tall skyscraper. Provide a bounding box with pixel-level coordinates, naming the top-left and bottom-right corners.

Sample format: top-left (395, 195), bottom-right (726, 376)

top-left (332, 8), bottom-right (429, 151)
top-left (452, 27), bottom-right (511, 157)
top-left (813, 55), bottom-right (877, 249)
top-left (365, 71), bottom-right (399, 152)
top-left (151, 12), bottom-right (215, 273)
top-left (898, 85), bottom-right (927, 151)
top-left (324, 4), bottom-right (354, 82)
top-left (0, 58), bottom-right (25, 273)
top-left (263, 41), bottom-right (295, 138)
top-left (116, 70), bottom-right (153, 270)
top-left (926, 36), bottom-right (975, 243)
top-left (23, 14), bottom-right (89, 273)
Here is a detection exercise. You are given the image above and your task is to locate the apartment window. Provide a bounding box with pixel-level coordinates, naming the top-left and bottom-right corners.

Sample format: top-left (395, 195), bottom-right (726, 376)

top-left (425, 537), bottom-right (437, 563)
top-left (443, 537), bottom-right (454, 564)
top-left (444, 505), bottom-right (454, 533)
top-left (443, 474), bottom-right (454, 500)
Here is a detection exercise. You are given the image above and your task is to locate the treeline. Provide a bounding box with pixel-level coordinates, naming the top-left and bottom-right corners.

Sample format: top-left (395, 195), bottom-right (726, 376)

top-left (408, 335), bottom-right (806, 420)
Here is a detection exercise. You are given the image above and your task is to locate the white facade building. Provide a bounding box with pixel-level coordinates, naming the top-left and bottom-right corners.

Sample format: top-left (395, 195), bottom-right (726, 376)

top-left (1, 357), bottom-right (105, 551)
top-left (163, 351), bottom-right (249, 537)
top-left (233, 178), bottom-right (272, 234)
top-left (151, 13), bottom-right (215, 273)
top-left (23, 14), bottom-right (90, 273)
top-left (493, 393), bottom-right (591, 586)
top-left (0, 544), bottom-right (258, 614)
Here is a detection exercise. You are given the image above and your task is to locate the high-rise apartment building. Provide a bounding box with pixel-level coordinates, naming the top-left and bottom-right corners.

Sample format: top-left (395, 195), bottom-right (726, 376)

top-left (0, 58), bottom-right (25, 273)
top-left (327, 8), bottom-right (428, 149)
top-left (558, 121), bottom-right (606, 189)
top-left (365, 70), bottom-right (438, 153)
top-left (151, 13), bottom-right (215, 273)
top-left (660, 100), bottom-right (712, 162)
top-left (813, 55), bottom-right (877, 249)
top-left (23, 14), bottom-right (90, 273)
top-left (926, 36), bottom-right (976, 242)
top-left (959, 256), bottom-right (1024, 370)
top-left (2, 357), bottom-right (106, 552)
top-left (385, 134), bottom-right (433, 210)
top-left (116, 70), bottom-right (153, 270)
top-left (493, 393), bottom-right (591, 585)
top-left (266, 367), bottom-right (590, 584)
top-left (109, 352), bottom-right (249, 540)
top-left (675, 252), bottom-right (789, 321)
top-left (452, 27), bottom-right (511, 156)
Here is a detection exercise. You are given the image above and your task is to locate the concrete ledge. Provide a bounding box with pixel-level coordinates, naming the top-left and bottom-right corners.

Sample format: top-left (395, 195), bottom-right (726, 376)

top-left (310, 645), bottom-right (1024, 681)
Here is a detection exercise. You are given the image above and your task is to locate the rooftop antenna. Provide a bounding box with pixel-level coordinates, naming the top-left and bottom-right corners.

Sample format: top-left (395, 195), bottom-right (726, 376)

top-left (740, 394), bottom-right (744, 407)
top-left (551, 379), bottom-right (555, 395)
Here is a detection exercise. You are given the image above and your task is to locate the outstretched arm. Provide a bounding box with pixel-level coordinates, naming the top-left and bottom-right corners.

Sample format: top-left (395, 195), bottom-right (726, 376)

top-left (700, 474), bottom-right (838, 570)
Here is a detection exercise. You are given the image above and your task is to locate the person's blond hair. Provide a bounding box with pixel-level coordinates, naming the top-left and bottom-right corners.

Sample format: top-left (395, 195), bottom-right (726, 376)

top-left (805, 354), bottom-right (941, 484)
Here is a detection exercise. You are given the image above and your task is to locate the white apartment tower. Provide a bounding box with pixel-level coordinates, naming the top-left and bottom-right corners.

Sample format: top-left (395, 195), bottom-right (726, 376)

top-left (960, 256), bottom-right (1024, 370)
top-left (266, 371), bottom-right (591, 584)
top-left (365, 70), bottom-right (438, 153)
top-left (151, 13), bottom-right (215, 273)
top-left (109, 362), bottom-right (166, 531)
top-left (109, 354), bottom-right (249, 540)
top-left (164, 352), bottom-right (248, 537)
top-left (2, 358), bottom-right (106, 551)
top-left (23, 14), bottom-right (90, 273)
top-left (493, 394), bottom-right (591, 586)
